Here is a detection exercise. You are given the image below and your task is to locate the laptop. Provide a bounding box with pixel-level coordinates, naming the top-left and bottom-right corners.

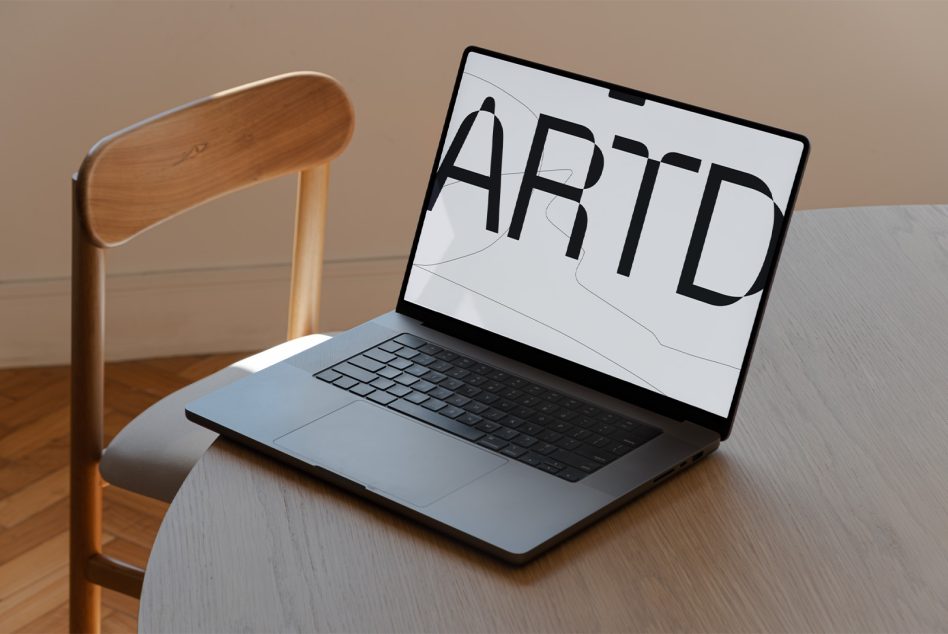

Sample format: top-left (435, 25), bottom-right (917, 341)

top-left (186, 46), bottom-right (809, 563)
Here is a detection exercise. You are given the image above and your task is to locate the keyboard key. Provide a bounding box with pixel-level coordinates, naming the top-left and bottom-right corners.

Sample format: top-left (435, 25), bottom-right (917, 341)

top-left (458, 385), bottom-right (482, 397)
top-left (430, 360), bottom-right (452, 373)
top-left (474, 392), bottom-right (500, 404)
top-left (422, 370), bottom-right (447, 383)
top-left (558, 437), bottom-right (582, 451)
top-left (404, 391), bottom-right (428, 404)
top-left (457, 412), bottom-right (482, 426)
top-left (537, 462), bottom-right (561, 475)
top-left (393, 374), bottom-right (418, 387)
top-left (556, 468), bottom-right (584, 482)
top-left (569, 428), bottom-right (592, 440)
top-left (419, 343), bottom-right (442, 355)
top-left (500, 445), bottom-right (526, 458)
top-left (576, 444), bottom-right (613, 464)
top-left (550, 421), bottom-right (572, 433)
top-left (534, 414), bottom-right (555, 427)
top-left (534, 442), bottom-right (557, 456)
top-left (576, 417), bottom-right (598, 429)
top-left (445, 367), bottom-right (470, 379)
top-left (446, 394), bottom-right (471, 407)
top-left (501, 388), bottom-right (523, 400)
top-left (367, 391), bottom-right (396, 405)
top-left (495, 399), bottom-right (517, 411)
top-left (522, 423), bottom-right (543, 436)
top-left (494, 427), bottom-right (519, 441)
top-left (538, 402), bottom-right (558, 414)
top-left (333, 376), bottom-right (358, 390)
top-left (378, 366), bottom-right (401, 379)
top-left (454, 357), bottom-right (474, 368)
top-left (404, 364), bottom-right (428, 377)
top-left (501, 415), bottom-right (523, 429)
top-left (488, 370), bottom-right (508, 381)
top-left (561, 398), bottom-right (582, 410)
top-left (390, 399), bottom-right (484, 442)
top-left (421, 398), bottom-right (447, 412)
top-left (591, 435), bottom-right (611, 448)
top-left (524, 384), bottom-right (544, 396)
top-left (517, 452), bottom-right (542, 466)
top-left (370, 377), bottom-right (395, 390)
top-left (466, 374), bottom-right (488, 386)
top-left (555, 410), bottom-right (579, 422)
top-left (386, 384), bottom-right (412, 397)
top-left (505, 377), bottom-right (528, 389)
top-left (440, 377), bottom-right (464, 391)
top-left (350, 355), bottom-right (384, 372)
top-left (365, 348), bottom-right (396, 364)
top-left (476, 421), bottom-right (501, 433)
top-left (440, 405), bottom-right (465, 419)
top-left (477, 435), bottom-right (508, 451)
top-left (350, 383), bottom-right (374, 397)
top-left (609, 442), bottom-right (634, 455)
top-left (539, 430), bottom-right (562, 443)
top-left (429, 386), bottom-right (453, 400)
top-left (394, 333), bottom-right (425, 348)
top-left (412, 380), bottom-right (436, 393)
top-left (412, 353), bottom-right (436, 366)
top-left (541, 458), bottom-right (566, 471)
top-left (542, 391), bottom-right (562, 403)
top-left (315, 369), bottom-right (342, 382)
top-left (334, 362), bottom-right (376, 384)
top-left (379, 340), bottom-right (402, 353)
top-left (483, 381), bottom-right (505, 393)
top-left (483, 409), bottom-right (507, 422)
top-left (579, 405), bottom-right (600, 416)
top-left (395, 348), bottom-right (419, 360)
top-left (551, 449), bottom-right (599, 473)
top-left (464, 401), bottom-right (489, 414)
top-left (390, 358), bottom-right (412, 370)
top-left (471, 363), bottom-right (492, 375)
top-left (512, 406), bottom-right (535, 419)
top-left (513, 434), bottom-right (538, 448)
top-left (436, 350), bottom-right (458, 361)
top-left (592, 423), bottom-right (616, 435)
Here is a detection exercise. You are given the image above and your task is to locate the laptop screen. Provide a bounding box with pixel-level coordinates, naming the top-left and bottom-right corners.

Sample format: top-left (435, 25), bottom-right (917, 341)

top-left (402, 49), bottom-right (807, 419)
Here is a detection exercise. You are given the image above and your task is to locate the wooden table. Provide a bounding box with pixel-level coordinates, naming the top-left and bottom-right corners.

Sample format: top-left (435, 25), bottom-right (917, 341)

top-left (140, 206), bottom-right (948, 633)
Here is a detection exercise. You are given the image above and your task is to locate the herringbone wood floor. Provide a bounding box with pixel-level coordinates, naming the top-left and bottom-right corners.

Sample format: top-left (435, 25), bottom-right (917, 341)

top-left (0, 351), bottom-right (248, 633)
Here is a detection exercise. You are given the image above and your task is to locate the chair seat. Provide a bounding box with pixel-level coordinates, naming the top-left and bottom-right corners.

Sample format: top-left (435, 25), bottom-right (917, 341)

top-left (99, 334), bottom-right (332, 502)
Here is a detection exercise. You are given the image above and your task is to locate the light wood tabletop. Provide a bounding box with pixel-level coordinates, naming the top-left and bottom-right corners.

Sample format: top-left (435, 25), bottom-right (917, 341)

top-left (140, 205), bottom-right (948, 633)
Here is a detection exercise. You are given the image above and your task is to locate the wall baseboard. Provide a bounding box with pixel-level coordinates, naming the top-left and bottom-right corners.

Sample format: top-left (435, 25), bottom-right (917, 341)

top-left (0, 257), bottom-right (407, 369)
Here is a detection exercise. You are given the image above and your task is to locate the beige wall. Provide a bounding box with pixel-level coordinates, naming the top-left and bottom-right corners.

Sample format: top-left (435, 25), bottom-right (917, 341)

top-left (2, 1), bottom-right (947, 364)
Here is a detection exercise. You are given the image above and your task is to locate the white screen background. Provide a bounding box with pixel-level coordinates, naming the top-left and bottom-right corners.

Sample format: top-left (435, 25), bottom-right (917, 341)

top-left (405, 52), bottom-right (804, 416)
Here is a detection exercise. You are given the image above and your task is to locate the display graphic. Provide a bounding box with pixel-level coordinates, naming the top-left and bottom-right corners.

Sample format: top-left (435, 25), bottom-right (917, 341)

top-left (404, 52), bottom-right (805, 416)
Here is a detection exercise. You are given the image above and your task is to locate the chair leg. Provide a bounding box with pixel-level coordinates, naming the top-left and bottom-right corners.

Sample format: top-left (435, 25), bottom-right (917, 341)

top-left (70, 185), bottom-right (106, 634)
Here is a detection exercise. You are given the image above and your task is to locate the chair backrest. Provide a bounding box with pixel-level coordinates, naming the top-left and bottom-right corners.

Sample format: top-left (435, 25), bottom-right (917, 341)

top-left (77, 71), bottom-right (353, 246)
top-left (68, 73), bottom-right (353, 633)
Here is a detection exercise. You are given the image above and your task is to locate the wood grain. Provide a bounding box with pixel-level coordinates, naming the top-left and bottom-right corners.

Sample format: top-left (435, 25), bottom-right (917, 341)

top-left (141, 206), bottom-right (948, 633)
top-left (77, 72), bottom-right (354, 248)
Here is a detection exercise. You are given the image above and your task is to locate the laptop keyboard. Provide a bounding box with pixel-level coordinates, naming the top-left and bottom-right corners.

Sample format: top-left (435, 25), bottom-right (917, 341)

top-left (314, 333), bottom-right (661, 483)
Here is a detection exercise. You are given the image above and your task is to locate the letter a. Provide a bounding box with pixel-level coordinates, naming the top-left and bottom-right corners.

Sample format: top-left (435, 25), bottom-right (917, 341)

top-left (426, 97), bottom-right (504, 232)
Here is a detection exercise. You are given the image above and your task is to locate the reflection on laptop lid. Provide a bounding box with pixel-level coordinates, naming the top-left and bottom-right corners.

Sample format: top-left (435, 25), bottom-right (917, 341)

top-left (402, 48), bottom-right (807, 423)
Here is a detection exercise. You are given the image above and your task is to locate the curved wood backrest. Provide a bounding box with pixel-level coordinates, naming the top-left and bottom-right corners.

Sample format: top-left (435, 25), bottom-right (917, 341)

top-left (77, 71), bottom-right (354, 247)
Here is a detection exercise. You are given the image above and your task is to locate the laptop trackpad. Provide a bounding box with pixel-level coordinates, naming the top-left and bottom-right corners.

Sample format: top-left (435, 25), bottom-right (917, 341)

top-left (274, 401), bottom-right (505, 507)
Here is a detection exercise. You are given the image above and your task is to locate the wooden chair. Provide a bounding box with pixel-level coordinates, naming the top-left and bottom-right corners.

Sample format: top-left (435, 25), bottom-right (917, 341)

top-left (70, 72), bottom-right (354, 633)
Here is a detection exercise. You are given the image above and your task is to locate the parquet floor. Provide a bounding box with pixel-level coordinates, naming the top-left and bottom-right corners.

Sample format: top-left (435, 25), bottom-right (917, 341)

top-left (0, 351), bottom-right (248, 633)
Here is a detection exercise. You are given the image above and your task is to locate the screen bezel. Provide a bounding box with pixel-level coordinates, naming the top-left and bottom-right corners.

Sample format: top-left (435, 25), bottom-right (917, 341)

top-left (395, 46), bottom-right (810, 439)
